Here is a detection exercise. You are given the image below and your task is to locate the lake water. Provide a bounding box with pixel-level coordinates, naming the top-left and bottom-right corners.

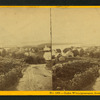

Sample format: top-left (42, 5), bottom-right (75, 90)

top-left (52, 44), bottom-right (82, 51)
top-left (52, 44), bottom-right (91, 52)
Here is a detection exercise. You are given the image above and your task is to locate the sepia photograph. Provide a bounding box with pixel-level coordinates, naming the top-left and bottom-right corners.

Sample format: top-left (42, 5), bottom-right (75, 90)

top-left (52, 8), bottom-right (100, 91)
top-left (0, 8), bottom-right (52, 91)
top-left (1, 7), bottom-right (100, 92)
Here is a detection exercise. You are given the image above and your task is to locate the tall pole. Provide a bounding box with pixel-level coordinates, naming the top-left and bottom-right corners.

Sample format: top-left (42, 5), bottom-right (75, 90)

top-left (50, 8), bottom-right (52, 62)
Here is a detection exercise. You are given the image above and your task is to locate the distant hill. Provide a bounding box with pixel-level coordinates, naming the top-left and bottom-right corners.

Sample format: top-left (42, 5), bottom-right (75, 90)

top-left (37, 43), bottom-right (51, 48)
top-left (52, 43), bottom-right (82, 45)
top-left (22, 43), bottom-right (51, 49)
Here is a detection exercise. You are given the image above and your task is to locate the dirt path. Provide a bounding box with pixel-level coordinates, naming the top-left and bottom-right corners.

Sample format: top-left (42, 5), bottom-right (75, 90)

top-left (7, 64), bottom-right (52, 91)
top-left (83, 77), bottom-right (100, 91)
top-left (91, 77), bottom-right (100, 90)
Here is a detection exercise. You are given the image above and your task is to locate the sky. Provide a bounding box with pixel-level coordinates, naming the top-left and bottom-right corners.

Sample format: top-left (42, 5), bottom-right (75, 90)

top-left (1, 8), bottom-right (100, 47)
top-left (0, 8), bottom-right (50, 47)
top-left (52, 8), bottom-right (100, 46)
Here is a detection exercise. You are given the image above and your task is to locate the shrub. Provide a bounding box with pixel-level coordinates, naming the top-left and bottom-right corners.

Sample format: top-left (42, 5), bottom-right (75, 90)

top-left (80, 49), bottom-right (84, 57)
top-left (56, 49), bottom-right (61, 53)
top-left (24, 56), bottom-right (45, 64)
top-left (63, 48), bottom-right (71, 53)
top-left (72, 50), bottom-right (79, 57)
top-left (66, 66), bottom-right (99, 90)
top-left (0, 57), bottom-right (27, 90)
top-left (1, 49), bottom-right (6, 57)
top-left (52, 60), bottom-right (100, 90)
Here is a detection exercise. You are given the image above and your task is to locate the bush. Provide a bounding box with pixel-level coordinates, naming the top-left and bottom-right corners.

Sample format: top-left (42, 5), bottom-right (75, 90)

top-left (80, 49), bottom-right (84, 57)
top-left (24, 56), bottom-right (45, 64)
top-left (0, 57), bottom-right (27, 90)
top-left (63, 48), bottom-right (71, 53)
top-left (66, 66), bottom-right (99, 90)
top-left (72, 50), bottom-right (79, 57)
top-left (1, 49), bottom-right (6, 57)
top-left (56, 49), bottom-right (61, 53)
top-left (52, 60), bottom-right (100, 90)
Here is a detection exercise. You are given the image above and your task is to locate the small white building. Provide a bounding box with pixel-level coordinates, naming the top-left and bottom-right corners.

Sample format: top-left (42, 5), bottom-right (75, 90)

top-left (4, 47), bottom-right (10, 51)
top-left (43, 45), bottom-right (50, 51)
top-left (43, 45), bottom-right (51, 61)
top-left (24, 52), bottom-right (29, 56)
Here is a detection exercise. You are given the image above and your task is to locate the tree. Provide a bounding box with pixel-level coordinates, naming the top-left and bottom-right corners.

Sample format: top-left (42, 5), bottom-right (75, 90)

top-left (63, 48), bottom-right (70, 53)
top-left (80, 48), bottom-right (84, 57)
top-left (1, 49), bottom-right (6, 57)
top-left (56, 49), bottom-right (61, 53)
top-left (72, 49), bottom-right (79, 57)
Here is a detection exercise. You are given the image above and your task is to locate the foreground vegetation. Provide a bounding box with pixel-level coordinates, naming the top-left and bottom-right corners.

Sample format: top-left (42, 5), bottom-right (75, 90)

top-left (0, 57), bottom-right (28, 90)
top-left (0, 44), bottom-right (50, 90)
top-left (52, 46), bottom-right (100, 90)
top-left (52, 58), bottom-right (100, 90)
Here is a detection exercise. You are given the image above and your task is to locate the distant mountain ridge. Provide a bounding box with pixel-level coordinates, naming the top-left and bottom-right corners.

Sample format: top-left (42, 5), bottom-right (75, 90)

top-left (22, 43), bottom-right (51, 48)
top-left (52, 42), bottom-right (100, 46)
top-left (52, 43), bottom-right (83, 45)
